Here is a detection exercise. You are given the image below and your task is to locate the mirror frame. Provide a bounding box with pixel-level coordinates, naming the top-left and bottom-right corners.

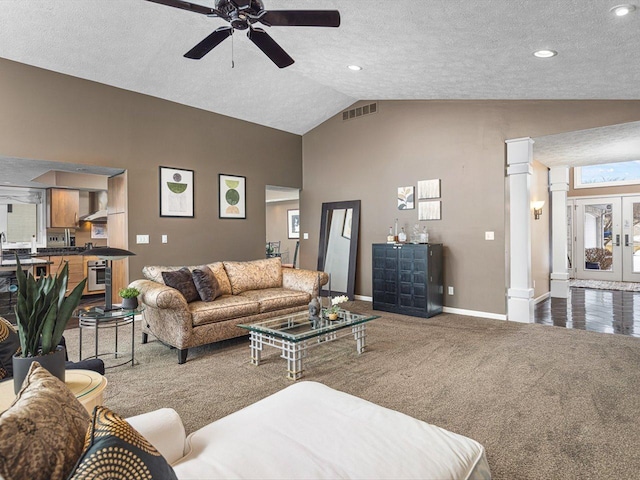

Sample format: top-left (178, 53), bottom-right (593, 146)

top-left (317, 200), bottom-right (361, 300)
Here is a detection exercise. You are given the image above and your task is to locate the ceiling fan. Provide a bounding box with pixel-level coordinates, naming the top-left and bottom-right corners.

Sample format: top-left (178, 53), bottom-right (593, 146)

top-left (145, 0), bottom-right (340, 68)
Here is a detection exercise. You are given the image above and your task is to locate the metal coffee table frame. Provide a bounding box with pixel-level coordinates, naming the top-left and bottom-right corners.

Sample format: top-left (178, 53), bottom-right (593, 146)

top-left (76, 306), bottom-right (143, 368)
top-left (238, 310), bottom-right (379, 380)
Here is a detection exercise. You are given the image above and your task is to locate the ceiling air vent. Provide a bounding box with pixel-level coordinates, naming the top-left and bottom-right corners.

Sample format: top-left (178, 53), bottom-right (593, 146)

top-left (342, 102), bottom-right (378, 122)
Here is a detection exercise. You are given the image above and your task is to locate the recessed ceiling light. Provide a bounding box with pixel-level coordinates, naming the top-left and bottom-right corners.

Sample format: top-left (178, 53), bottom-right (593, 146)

top-left (533, 50), bottom-right (558, 58)
top-left (347, 65), bottom-right (362, 71)
top-left (610, 4), bottom-right (636, 16)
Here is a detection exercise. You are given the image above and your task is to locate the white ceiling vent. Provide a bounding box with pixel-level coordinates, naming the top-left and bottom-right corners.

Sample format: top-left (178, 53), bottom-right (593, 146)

top-left (342, 102), bottom-right (378, 121)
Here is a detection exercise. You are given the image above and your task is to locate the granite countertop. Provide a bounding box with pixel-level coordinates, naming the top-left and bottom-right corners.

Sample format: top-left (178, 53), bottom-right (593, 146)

top-left (0, 257), bottom-right (52, 267)
top-left (2, 247), bottom-right (88, 257)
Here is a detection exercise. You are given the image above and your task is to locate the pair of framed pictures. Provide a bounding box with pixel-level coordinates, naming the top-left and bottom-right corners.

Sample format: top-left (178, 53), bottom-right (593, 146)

top-left (159, 167), bottom-right (246, 219)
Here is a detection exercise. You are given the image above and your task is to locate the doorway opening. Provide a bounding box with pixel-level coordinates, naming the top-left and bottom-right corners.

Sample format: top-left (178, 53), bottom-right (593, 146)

top-left (265, 186), bottom-right (300, 267)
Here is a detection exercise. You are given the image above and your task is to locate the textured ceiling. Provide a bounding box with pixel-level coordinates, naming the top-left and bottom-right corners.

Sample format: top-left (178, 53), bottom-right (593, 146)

top-left (534, 122), bottom-right (640, 168)
top-left (1, 0), bottom-right (639, 135)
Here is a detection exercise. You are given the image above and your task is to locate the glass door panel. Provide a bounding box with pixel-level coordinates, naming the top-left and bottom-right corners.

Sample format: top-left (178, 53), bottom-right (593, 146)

top-left (575, 197), bottom-right (621, 281)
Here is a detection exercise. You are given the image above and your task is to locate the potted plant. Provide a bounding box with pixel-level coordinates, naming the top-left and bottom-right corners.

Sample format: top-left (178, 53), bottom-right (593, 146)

top-left (12, 255), bottom-right (87, 393)
top-left (119, 287), bottom-right (140, 310)
top-left (324, 295), bottom-right (349, 321)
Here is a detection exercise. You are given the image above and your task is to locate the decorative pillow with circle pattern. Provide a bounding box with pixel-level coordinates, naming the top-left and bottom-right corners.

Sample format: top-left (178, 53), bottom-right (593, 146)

top-left (0, 316), bottom-right (20, 380)
top-left (68, 405), bottom-right (178, 480)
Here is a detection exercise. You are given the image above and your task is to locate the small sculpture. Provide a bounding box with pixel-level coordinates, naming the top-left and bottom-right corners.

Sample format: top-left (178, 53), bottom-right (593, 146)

top-left (308, 297), bottom-right (321, 329)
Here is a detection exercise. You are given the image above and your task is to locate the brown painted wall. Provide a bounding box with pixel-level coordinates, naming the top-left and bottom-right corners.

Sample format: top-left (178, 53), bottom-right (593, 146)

top-left (301, 100), bottom-right (640, 315)
top-left (0, 58), bottom-right (302, 279)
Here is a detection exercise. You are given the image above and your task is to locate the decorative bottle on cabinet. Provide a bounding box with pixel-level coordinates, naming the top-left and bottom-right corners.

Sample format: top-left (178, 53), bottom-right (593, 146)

top-left (371, 243), bottom-right (443, 318)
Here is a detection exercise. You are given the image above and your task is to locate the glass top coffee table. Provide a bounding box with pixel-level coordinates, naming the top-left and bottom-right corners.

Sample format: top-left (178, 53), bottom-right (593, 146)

top-left (238, 309), bottom-right (379, 380)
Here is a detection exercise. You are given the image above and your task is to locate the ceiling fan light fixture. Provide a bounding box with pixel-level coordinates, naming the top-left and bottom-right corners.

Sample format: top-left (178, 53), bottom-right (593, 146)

top-left (610, 4), bottom-right (636, 16)
top-left (348, 65), bottom-right (362, 71)
top-left (533, 49), bottom-right (557, 58)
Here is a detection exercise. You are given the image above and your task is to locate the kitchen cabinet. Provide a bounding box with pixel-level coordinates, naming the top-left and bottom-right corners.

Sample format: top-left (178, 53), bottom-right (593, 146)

top-left (47, 189), bottom-right (79, 228)
top-left (372, 243), bottom-right (443, 318)
top-left (48, 255), bottom-right (84, 293)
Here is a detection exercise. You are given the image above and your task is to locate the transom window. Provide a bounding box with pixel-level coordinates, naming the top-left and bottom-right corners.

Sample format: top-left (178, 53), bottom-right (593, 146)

top-left (575, 161), bottom-right (640, 189)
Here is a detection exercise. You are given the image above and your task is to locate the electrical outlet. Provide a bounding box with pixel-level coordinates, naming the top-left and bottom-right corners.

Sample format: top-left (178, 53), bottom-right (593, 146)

top-left (161, 234), bottom-right (168, 244)
top-left (448, 286), bottom-right (454, 295)
top-left (136, 234), bottom-right (149, 244)
top-left (485, 231), bottom-right (495, 240)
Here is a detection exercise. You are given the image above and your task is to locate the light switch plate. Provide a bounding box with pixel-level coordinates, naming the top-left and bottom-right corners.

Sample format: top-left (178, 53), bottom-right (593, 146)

top-left (485, 231), bottom-right (495, 240)
top-left (161, 234), bottom-right (168, 244)
top-left (136, 234), bottom-right (149, 244)
top-left (303, 233), bottom-right (309, 240)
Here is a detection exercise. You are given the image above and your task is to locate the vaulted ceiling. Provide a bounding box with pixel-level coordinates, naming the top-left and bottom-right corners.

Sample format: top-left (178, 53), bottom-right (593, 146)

top-left (1, 0), bottom-right (639, 136)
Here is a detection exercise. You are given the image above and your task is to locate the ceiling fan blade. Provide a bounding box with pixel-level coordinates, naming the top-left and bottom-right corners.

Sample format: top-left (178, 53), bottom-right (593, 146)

top-left (184, 26), bottom-right (233, 59)
top-left (144, 0), bottom-right (216, 15)
top-left (247, 28), bottom-right (294, 69)
top-left (259, 10), bottom-right (340, 27)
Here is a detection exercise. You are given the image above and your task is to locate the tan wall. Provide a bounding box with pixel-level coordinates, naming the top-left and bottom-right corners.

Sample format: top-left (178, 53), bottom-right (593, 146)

top-left (531, 161), bottom-right (550, 299)
top-left (0, 58), bottom-right (302, 279)
top-left (302, 100), bottom-right (640, 315)
top-left (266, 199), bottom-right (300, 264)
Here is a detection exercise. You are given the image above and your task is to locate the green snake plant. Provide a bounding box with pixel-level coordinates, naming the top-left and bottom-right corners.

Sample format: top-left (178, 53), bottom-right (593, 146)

top-left (14, 255), bottom-right (87, 357)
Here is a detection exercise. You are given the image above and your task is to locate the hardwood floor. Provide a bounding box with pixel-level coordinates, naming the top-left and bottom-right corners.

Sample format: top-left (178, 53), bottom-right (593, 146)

top-left (535, 287), bottom-right (640, 338)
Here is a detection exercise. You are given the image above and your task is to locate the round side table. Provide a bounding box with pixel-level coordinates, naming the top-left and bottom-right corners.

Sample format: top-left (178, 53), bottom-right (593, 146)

top-left (0, 369), bottom-right (107, 414)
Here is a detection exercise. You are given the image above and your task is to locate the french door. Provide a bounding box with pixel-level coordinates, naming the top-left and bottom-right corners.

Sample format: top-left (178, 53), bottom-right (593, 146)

top-left (575, 196), bottom-right (640, 282)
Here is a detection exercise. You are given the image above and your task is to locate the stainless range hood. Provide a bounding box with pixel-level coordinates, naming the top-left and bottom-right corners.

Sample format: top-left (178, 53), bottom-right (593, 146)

top-left (79, 191), bottom-right (107, 223)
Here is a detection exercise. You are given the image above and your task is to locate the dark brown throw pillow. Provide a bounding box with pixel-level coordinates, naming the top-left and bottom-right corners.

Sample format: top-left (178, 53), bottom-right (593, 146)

top-left (162, 267), bottom-right (199, 303)
top-left (192, 266), bottom-right (221, 302)
top-left (0, 316), bottom-right (21, 380)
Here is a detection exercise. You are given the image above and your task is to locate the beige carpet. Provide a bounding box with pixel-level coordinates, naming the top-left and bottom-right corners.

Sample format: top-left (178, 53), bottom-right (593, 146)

top-left (63, 301), bottom-right (640, 480)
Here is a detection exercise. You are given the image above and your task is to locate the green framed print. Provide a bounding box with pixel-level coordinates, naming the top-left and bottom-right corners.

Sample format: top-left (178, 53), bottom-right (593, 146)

top-left (159, 166), bottom-right (194, 218)
top-left (219, 174), bottom-right (246, 219)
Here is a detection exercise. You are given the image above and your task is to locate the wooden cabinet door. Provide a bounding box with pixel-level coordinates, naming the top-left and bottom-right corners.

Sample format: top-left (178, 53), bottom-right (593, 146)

top-left (48, 189), bottom-right (79, 227)
top-left (49, 255), bottom-right (85, 293)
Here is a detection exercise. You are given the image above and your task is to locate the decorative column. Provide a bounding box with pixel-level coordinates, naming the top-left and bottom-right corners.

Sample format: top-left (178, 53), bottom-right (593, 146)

top-left (506, 137), bottom-right (535, 323)
top-left (550, 166), bottom-right (570, 298)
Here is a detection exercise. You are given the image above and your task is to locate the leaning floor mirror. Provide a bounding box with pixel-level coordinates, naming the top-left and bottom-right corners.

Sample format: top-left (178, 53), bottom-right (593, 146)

top-left (317, 200), bottom-right (360, 300)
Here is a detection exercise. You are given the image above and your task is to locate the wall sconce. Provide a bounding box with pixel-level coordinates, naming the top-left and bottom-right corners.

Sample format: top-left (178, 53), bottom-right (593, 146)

top-left (532, 201), bottom-right (545, 220)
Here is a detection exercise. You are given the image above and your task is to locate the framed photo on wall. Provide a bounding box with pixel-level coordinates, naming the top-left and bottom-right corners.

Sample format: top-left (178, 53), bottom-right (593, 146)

top-left (159, 166), bottom-right (194, 217)
top-left (287, 209), bottom-right (300, 238)
top-left (91, 223), bottom-right (107, 239)
top-left (219, 174), bottom-right (246, 219)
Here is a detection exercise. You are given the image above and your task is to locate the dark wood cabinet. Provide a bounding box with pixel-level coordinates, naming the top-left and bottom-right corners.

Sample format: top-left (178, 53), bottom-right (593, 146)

top-left (372, 243), bottom-right (443, 318)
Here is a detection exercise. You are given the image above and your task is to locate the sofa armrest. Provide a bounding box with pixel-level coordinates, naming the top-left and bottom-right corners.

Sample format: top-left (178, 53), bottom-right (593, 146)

top-left (126, 408), bottom-right (187, 465)
top-left (129, 279), bottom-right (188, 310)
top-left (282, 268), bottom-right (329, 296)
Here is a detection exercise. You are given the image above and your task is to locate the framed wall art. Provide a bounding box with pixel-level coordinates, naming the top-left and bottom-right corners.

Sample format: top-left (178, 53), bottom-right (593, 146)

top-left (419, 200), bottom-right (441, 221)
top-left (287, 209), bottom-right (300, 239)
top-left (90, 223), bottom-right (107, 239)
top-left (397, 186), bottom-right (415, 210)
top-left (159, 166), bottom-right (194, 218)
top-left (219, 174), bottom-right (246, 219)
top-left (417, 179), bottom-right (441, 199)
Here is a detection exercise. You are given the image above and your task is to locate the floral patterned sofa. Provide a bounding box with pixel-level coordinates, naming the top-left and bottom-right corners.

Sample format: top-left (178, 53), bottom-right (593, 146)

top-left (130, 258), bottom-right (328, 364)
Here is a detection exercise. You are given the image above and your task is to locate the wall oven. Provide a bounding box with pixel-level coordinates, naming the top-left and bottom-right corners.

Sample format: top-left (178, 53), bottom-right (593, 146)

top-left (87, 260), bottom-right (106, 292)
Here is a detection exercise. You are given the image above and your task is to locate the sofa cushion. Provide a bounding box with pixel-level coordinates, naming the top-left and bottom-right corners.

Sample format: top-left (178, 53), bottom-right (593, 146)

top-left (192, 266), bottom-right (221, 302)
top-left (189, 296), bottom-right (260, 326)
top-left (204, 262), bottom-right (233, 296)
top-left (162, 267), bottom-right (200, 303)
top-left (0, 316), bottom-right (20, 380)
top-left (68, 406), bottom-right (178, 480)
top-left (223, 258), bottom-right (282, 295)
top-left (0, 362), bottom-right (91, 480)
top-left (239, 288), bottom-right (311, 313)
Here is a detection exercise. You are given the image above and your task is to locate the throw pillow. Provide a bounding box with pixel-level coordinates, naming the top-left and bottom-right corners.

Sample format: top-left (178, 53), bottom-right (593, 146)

top-left (68, 406), bottom-right (178, 480)
top-left (192, 266), bottom-right (221, 302)
top-left (162, 267), bottom-right (200, 303)
top-left (0, 362), bottom-right (91, 480)
top-left (0, 316), bottom-right (20, 380)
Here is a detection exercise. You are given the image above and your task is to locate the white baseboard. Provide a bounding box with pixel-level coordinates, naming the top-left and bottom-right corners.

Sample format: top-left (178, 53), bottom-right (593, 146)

top-left (442, 307), bottom-right (507, 321)
top-left (534, 292), bottom-right (550, 305)
top-left (353, 295), bottom-right (507, 321)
